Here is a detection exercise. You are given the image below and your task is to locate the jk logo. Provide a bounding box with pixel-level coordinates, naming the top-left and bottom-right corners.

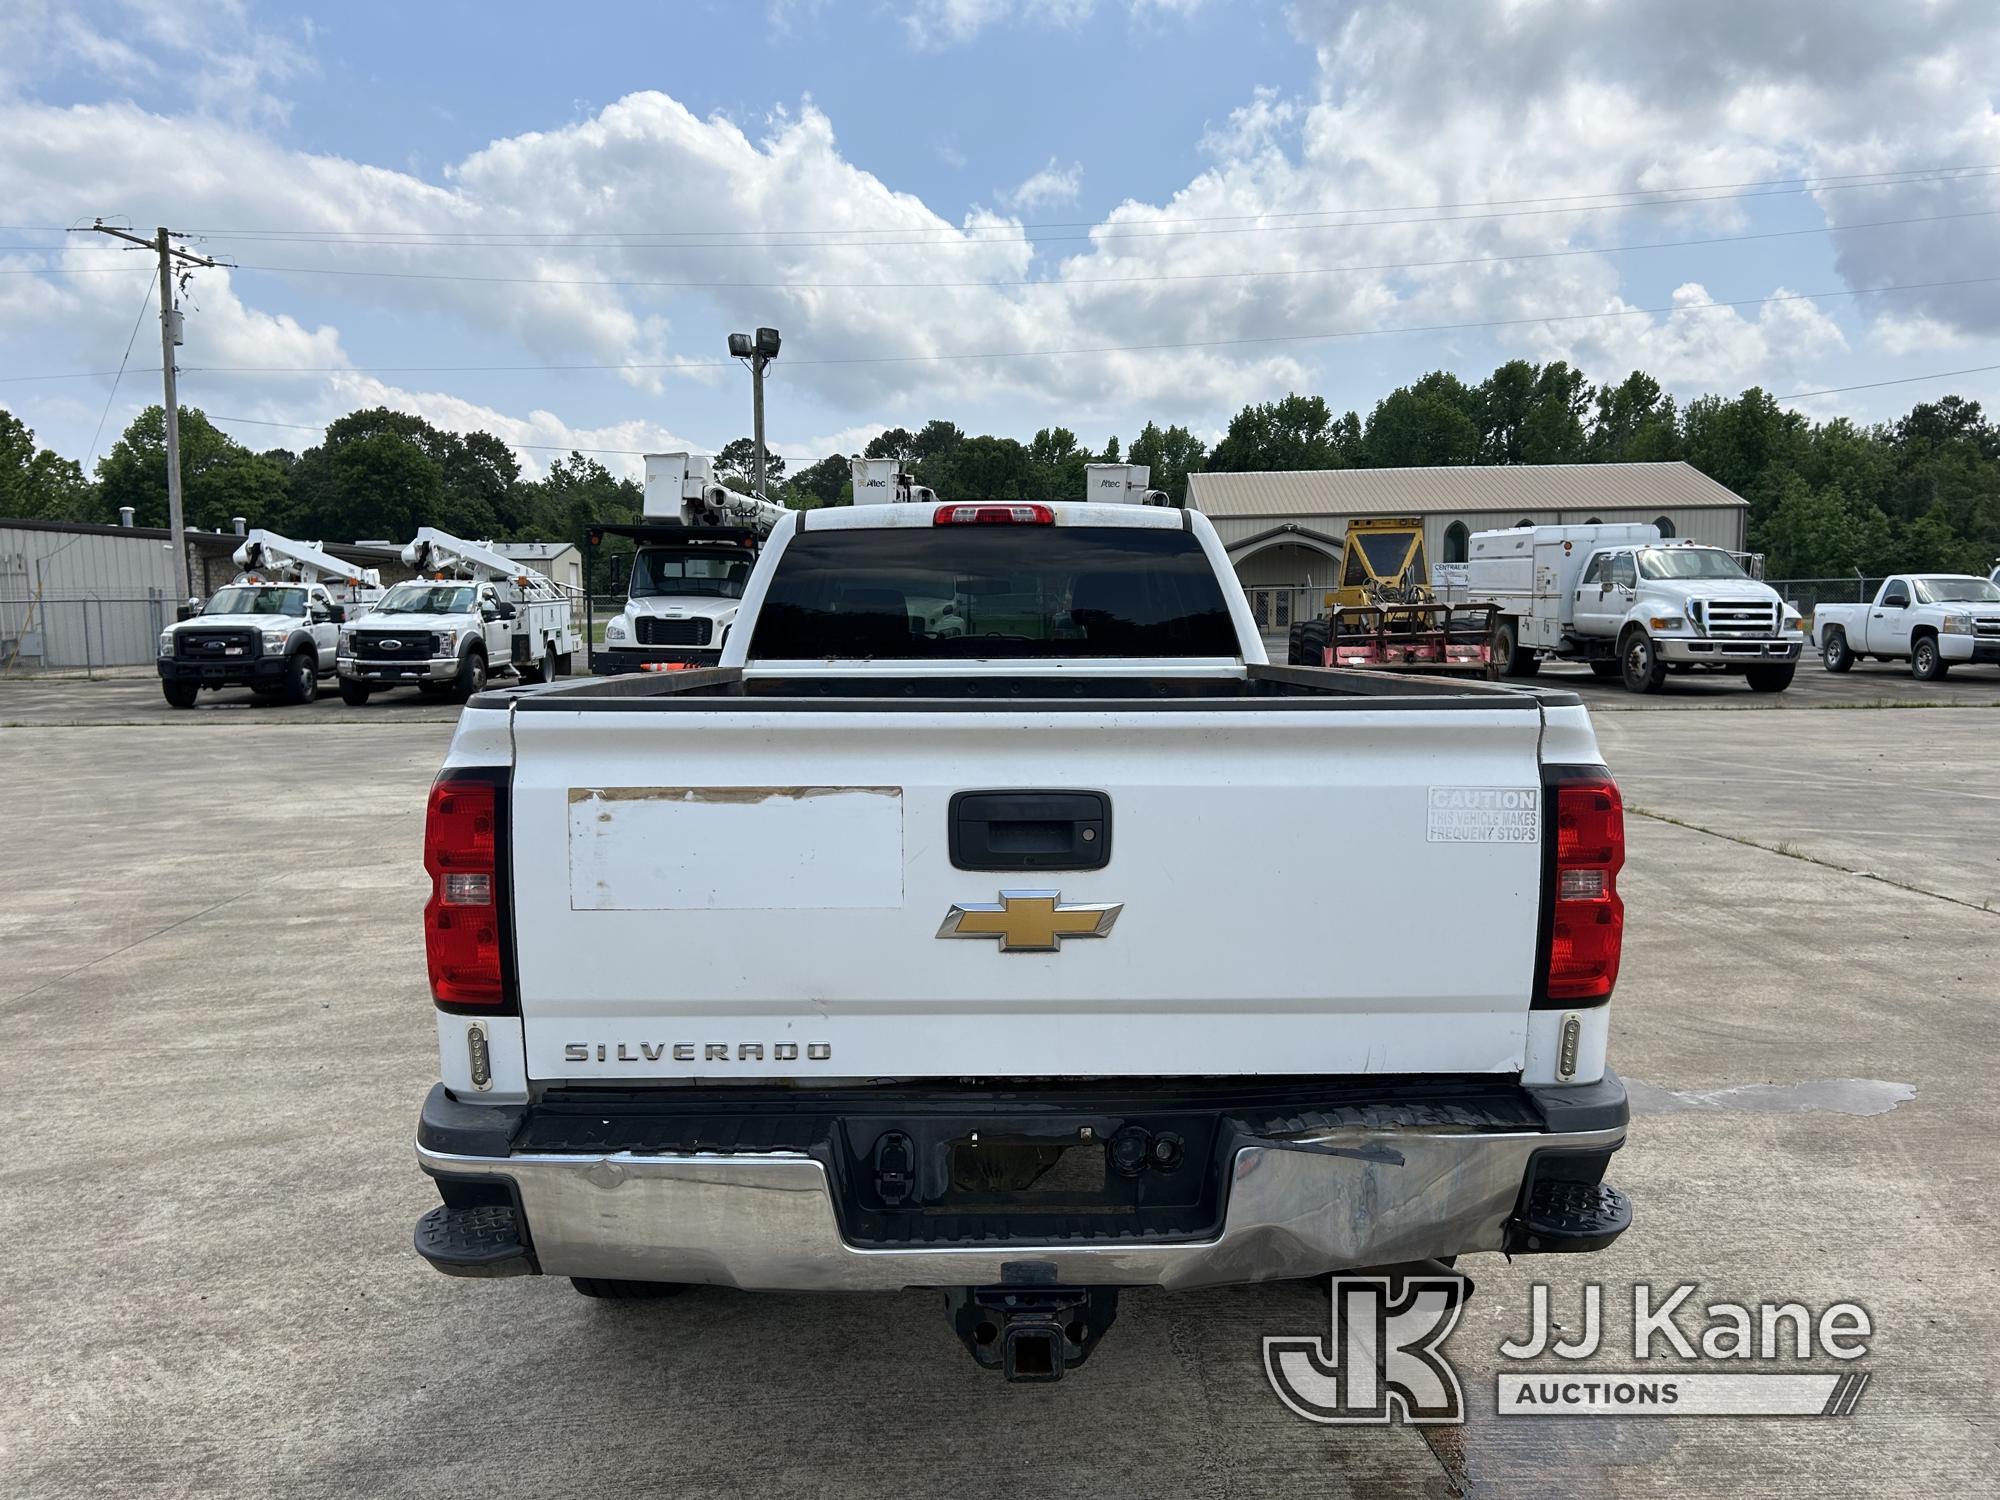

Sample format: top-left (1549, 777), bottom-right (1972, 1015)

top-left (1263, 1275), bottom-right (1467, 1425)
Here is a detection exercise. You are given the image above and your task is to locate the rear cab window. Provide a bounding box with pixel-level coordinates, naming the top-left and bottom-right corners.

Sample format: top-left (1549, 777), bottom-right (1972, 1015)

top-left (748, 525), bottom-right (1241, 659)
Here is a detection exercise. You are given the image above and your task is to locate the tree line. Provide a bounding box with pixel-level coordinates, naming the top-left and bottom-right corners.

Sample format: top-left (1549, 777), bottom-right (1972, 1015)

top-left (5, 357), bottom-right (1998, 579)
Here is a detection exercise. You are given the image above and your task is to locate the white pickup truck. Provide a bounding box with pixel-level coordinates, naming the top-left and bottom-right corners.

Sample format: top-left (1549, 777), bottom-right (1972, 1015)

top-left (1812, 574), bottom-right (2000, 680)
top-left (410, 498), bottom-right (1633, 1381)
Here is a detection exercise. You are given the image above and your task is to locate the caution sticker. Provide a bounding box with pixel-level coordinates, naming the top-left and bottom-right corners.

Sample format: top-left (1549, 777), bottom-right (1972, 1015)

top-left (1427, 786), bottom-right (1540, 843)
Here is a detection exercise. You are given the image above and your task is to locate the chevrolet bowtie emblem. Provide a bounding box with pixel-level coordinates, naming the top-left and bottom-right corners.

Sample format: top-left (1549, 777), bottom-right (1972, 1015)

top-left (937, 890), bottom-right (1123, 953)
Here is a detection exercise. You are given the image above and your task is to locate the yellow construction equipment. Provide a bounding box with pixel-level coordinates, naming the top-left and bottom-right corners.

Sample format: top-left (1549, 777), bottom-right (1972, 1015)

top-left (1288, 517), bottom-right (1496, 677)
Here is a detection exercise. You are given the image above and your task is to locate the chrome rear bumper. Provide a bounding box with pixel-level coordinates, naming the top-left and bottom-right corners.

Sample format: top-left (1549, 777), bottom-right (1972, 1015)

top-left (416, 1081), bottom-right (1627, 1290)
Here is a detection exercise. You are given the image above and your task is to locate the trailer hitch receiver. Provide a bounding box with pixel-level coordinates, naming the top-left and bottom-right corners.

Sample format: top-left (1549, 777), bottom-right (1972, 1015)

top-left (944, 1285), bottom-right (1120, 1381)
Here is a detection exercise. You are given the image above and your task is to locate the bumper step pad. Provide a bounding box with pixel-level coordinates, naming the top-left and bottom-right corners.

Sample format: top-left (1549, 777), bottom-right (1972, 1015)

top-left (1509, 1178), bottom-right (1632, 1254)
top-left (414, 1203), bottom-right (536, 1278)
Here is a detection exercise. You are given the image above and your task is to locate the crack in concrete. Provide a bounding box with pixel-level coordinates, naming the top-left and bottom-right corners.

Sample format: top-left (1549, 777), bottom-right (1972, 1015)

top-left (1628, 1078), bottom-right (1916, 1116)
top-left (1626, 805), bottom-right (1998, 915)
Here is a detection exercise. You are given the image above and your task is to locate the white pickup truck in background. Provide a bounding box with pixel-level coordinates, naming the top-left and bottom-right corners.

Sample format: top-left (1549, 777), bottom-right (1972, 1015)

top-left (1812, 574), bottom-right (2000, 680)
top-left (1469, 523), bottom-right (1804, 692)
top-left (410, 496), bottom-right (1633, 1381)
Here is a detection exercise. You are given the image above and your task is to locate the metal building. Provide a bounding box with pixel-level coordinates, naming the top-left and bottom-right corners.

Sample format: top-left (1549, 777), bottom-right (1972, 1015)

top-left (1, 518), bottom-right (408, 674)
top-left (1185, 462), bottom-right (1750, 632)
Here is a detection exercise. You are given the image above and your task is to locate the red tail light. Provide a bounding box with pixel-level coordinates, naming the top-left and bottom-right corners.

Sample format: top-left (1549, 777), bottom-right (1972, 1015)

top-left (933, 503), bottom-right (1054, 525)
top-left (1545, 773), bottom-right (1624, 1002)
top-left (425, 774), bottom-right (509, 1008)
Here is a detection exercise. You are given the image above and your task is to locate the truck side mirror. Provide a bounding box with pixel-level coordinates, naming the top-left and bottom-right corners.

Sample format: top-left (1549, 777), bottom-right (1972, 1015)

top-left (609, 558), bottom-right (630, 594)
top-left (327, 604), bottom-right (347, 625)
top-left (497, 601), bottom-right (517, 620)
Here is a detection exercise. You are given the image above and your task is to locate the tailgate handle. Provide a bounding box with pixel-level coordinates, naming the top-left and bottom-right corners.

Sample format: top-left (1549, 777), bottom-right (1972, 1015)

top-left (949, 790), bottom-right (1110, 872)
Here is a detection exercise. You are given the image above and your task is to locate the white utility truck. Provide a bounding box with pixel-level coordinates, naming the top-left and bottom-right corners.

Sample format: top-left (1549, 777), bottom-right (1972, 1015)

top-left (410, 485), bottom-right (1634, 1382)
top-left (592, 453), bottom-right (787, 673)
top-left (156, 529), bottom-right (381, 709)
top-left (1468, 523), bottom-right (1803, 693)
top-left (1812, 574), bottom-right (2000, 679)
top-left (338, 529), bottom-right (580, 705)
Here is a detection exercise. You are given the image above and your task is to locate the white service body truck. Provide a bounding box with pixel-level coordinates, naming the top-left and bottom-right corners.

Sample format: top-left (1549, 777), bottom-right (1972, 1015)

top-left (338, 529), bottom-right (580, 704)
top-left (411, 495), bottom-right (1633, 1380)
top-left (1811, 574), bottom-right (2000, 679)
top-left (1469, 523), bottom-right (1804, 693)
top-left (593, 453), bottom-right (786, 673)
top-left (156, 530), bottom-right (381, 708)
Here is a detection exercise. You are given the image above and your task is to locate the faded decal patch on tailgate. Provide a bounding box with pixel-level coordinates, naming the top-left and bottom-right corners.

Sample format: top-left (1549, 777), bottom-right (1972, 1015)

top-left (1427, 786), bottom-right (1539, 843)
top-left (568, 786), bottom-right (903, 910)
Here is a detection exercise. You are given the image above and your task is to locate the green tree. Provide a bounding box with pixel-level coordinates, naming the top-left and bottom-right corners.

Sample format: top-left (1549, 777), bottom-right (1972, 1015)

top-left (1027, 426), bottom-right (1091, 500)
top-left (0, 409), bottom-right (96, 520)
top-left (1208, 394), bottom-right (1348, 472)
top-left (96, 405), bottom-right (288, 531)
top-left (1363, 373), bottom-right (1481, 467)
top-left (715, 437), bottom-right (786, 488)
top-left (863, 427), bottom-right (917, 464)
top-left (784, 454), bottom-right (851, 510)
top-left (1126, 421), bottom-right (1208, 504)
top-left (1478, 360), bottom-right (1591, 465)
top-left (1588, 372), bottom-right (1680, 462)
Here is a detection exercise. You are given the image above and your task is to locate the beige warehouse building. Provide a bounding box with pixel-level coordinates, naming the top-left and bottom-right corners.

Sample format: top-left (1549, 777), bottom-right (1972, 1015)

top-left (1186, 461), bottom-right (1751, 631)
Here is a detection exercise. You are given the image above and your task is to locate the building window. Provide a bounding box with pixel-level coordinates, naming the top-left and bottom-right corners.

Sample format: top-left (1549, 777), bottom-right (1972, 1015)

top-left (1585, 516), bottom-right (1602, 525)
top-left (1443, 521), bottom-right (1469, 564)
top-left (1515, 517), bottom-right (1533, 530)
top-left (1653, 514), bottom-right (1675, 538)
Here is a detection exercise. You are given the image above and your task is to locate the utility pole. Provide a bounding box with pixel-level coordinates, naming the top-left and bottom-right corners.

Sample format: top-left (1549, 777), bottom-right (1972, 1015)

top-left (71, 221), bottom-right (226, 608)
top-left (727, 327), bottom-right (782, 498)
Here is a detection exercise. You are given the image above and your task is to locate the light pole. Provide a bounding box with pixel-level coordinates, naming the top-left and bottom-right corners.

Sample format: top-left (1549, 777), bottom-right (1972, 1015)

top-left (727, 327), bottom-right (782, 498)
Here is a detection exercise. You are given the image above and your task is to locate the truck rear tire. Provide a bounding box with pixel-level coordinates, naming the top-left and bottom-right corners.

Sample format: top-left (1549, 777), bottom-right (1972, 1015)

top-left (1911, 634), bottom-right (1948, 681)
top-left (1746, 664), bottom-right (1795, 693)
top-left (1820, 629), bottom-right (1854, 672)
top-left (337, 678), bottom-right (371, 706)
top-left (162, 681), bottom-right (199, 709)
top-left (1494, 619), bottom-right (1538, 677)
top-left (454, 648), bottom-right (487, 700)
top-left (1287, 621), bottom-right (1306, 666)
top-left (281, 651), bottom-right (317, 705)
top-left (569, 1277), bottom-right (689, 1301)
top-left (1300, 619), bottom-right (1330, 667)
top-left (523, 642), bottom-right (556, 685)
top-left (1620, 630), bottom-right (1665, 693)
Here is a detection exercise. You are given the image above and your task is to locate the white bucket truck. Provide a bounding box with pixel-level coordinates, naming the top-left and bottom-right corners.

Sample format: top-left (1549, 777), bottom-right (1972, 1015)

top-left (592, 453), bottom-right (787, 673)
top-left (156, 530), bottom-right (381, 709)
top-left (1468, 522), bottom-right (1803, 693)
top-left (338, 529), bottom-right (580, 705)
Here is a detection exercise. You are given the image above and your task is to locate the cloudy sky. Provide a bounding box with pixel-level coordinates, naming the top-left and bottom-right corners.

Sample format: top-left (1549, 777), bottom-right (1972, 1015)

top-left (3, 0), bottom-right (1999, 479)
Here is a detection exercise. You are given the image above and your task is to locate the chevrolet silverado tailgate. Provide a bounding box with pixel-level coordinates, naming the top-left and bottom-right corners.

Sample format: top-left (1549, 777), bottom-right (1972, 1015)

top-left (505, 694), bottom-right (1551, 1081)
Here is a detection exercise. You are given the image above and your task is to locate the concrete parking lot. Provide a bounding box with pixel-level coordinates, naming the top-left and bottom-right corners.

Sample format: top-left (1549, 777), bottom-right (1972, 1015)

top-left (1, 677), bottom-right (1995, 1498)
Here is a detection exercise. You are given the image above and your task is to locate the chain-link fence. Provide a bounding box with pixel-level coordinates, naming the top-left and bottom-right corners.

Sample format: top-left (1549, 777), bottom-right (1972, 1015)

top-left (1, 595), bottom-right (172, 677)
top-left (1764, 577), bottom-right (1885, 618)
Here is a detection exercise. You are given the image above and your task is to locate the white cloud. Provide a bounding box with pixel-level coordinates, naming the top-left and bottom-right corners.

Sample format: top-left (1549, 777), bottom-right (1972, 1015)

top-left (902, 0), bottom-right (1095, 48)
top-left (1001, 159), bottom-right (1083, 211)
top-left (8, 0), bottom-right (2000, 478)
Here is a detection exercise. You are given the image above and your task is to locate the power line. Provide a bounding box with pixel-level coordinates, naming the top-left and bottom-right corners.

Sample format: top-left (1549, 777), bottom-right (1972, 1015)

top-left (1774, 364), bottom-right (2000, 402)
top-left (204, 411), bottom-right (653, 457)
top-left (107, 168), bottom-right (2000, 253)
top-left (82, 276), bottom-right (157, 472)
top-left (9, 272), bottom-right (1999, 387)
top-left (126, 207), bottom-right (2000, 292)
top-left (150, 272), bottom-right (2000, 374)
top-left (4, 161), bottom-right (1998, 245)
top-left (175, 160), bottom-right (2000, 239)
